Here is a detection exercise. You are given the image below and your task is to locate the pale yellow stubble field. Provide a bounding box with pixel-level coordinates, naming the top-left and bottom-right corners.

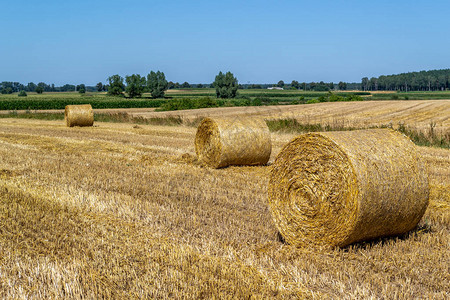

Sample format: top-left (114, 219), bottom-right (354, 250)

top-left (131, 100), bottom-right (450, 132)
top-left (0, 100), bottom-right (448, 298)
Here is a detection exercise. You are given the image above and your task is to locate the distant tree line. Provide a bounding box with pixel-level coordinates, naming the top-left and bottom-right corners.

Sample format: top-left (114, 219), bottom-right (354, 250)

top-left (241, 81), bottom-right (361, 91)
top-left (361, 69), bottom-right (450, 91)
top-left (0, 78), bottom-right (359, 95)
top-left (0, 79), bottom-right (361, 95)
top-left (4, 68), bottom-right (449, 96)
top-left (167, 81), bottom-right (202, 89)
top-left (0, 81), bottom-right (102, 94)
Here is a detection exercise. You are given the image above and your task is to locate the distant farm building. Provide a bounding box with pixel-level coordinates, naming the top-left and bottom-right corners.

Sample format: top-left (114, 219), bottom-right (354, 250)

top-left (267, 87), bottom-right (284, 90)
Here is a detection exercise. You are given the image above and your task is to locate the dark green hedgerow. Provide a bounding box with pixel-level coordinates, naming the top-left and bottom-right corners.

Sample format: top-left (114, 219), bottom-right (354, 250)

top-left (156, 97), bottom-right (222, 111)
top-left (156, 97), bottom-right (270, 111)
top-left (369, 92), bottom-right (450, 100)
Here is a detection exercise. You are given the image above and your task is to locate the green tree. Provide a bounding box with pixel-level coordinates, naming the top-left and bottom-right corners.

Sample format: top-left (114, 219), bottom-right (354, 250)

top-left (369, 77), bottom-right (377, 91)
top-left (35, 86), bottom-right (44, 94)
top-left (27, 82), bottom-right (36, 92)
top-left (1, 81), bottom-right (23, 93)
top-left (277, 80), bottom-right (285, 88)
top-left (147, 71), bottom-right (168, 98)
top-left (338, 81), bottom-right (347, 90)
top-left (125, 74), bottom-right (146, 98)
top-left (315, 81), bottom-right (329, 91)
top-left (1, 87), bottom-right (13, 94)
top-left (96, 82), bottom-right (103, 92)
top-left (60, 84), bottom-right (75, 92)
top-left (328, 82), bottom-right (334, 90)
top-left (107, 75), bottom-right (125, 96)
top-left (167, 81), bottom-right (175, 89)
top-left (181, 81), bottom-right (190, 88)
top-left (78, 84), bottom-right (86, 94)
top-left (18, 90), bottom-right (27, 97)
top-left (290, 80), bottom-right (299, 89)
top-left (361, 77), bottom-right (369, 91)
top-left (214, 71), bottom-right (238, 99)
top-left (37, 82), bottom-right (48, 92)
top-left (250, 84), bottom-right (263, 89)
top-left (197, 83), bottom-right (203, 88)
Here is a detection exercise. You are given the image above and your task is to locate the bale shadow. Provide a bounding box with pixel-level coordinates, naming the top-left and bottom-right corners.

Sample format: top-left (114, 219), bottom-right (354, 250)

top-left (275, 222), bottom-right (433, 249)
top-left (344, 222), bottom-right (433, 251)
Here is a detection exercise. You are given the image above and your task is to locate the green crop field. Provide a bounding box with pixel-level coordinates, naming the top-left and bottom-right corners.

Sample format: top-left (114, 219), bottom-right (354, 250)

top-left (369, 91), bottom-right (450, 100)
top-left (0, 93), bottom-right (165, 110)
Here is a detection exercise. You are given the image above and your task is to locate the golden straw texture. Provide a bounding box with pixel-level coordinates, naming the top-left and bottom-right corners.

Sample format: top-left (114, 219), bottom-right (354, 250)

top-left (64, 104), bottom-right (94, 127)
top-left (195, 117), bottom-right (272, 168)
top-left (268, 129), bottom-right (429, 247)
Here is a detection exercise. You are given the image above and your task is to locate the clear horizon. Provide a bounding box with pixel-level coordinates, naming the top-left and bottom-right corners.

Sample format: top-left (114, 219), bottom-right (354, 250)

top-left (1, 0), bottom-right (449, 86)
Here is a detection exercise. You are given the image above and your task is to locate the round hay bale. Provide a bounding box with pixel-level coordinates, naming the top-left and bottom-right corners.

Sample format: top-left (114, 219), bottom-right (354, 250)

top-left (65, 104), bottom-right (94, 127)
top-left (268, 129), bottom-right (429, 247)
top-left (195, 117), bottom-right (272, 168)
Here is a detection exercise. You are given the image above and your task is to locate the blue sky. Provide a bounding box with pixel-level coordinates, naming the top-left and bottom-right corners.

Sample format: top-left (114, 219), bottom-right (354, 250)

top-left (1, 0), bottom-right (449, 85)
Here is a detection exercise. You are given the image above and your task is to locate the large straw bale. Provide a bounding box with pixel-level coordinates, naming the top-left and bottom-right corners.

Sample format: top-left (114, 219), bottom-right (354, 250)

top-left (268, 129), bottom-right (429, 247)
top-left (65, 104), bottom-right (94, 127)
top-left (195, 117), bottom-right (271, 168)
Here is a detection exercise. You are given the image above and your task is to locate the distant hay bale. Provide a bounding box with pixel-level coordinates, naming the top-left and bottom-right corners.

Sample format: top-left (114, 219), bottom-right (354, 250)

top-left (268, 129), bottom-right (429, 247)
top-left (195, 117), bottom-right (271, 168)
top-left (65, 104), bottom-right (94, 127)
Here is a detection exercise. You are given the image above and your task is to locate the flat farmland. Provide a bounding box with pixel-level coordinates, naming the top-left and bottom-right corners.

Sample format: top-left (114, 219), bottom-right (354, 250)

top-left (128, 100), bottom-right (450, 132)
top-left (0, 101), bottom-right (449, 298)
top-left (5, 99), bottom-right (447, 134)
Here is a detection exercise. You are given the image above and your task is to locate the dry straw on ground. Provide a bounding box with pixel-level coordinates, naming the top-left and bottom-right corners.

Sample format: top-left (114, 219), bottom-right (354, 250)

top-left (0, 118), bottom-right (448, 298)
top-left (195, 117), bottom-right (271, 168)
top-left (64, 104), bottom-right (94, 127)
top-left (268, 129), bottom-right (430, 247)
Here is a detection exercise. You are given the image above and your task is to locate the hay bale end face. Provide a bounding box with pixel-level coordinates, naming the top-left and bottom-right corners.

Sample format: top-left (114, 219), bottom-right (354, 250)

top-left (268, 129), bottom-right (429, 247)
top-left (195, 117), bottom-right (272, 168)
top-left (65, 104), bottom-right (94, 127)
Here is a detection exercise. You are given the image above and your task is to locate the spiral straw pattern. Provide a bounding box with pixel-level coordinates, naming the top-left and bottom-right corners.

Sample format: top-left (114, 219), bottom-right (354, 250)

top-left (268, 129), bottom-right (429, 247)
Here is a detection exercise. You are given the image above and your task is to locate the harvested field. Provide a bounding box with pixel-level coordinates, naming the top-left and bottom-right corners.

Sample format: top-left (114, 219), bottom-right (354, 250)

top-left (3, 100), bottom-right (449, 131)
top-left (0, 114), bottom-right (449, 298)
top-left (130, 100), bottom-right (450, 133)
top-left (128, 100), bottom-right (450, 126)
